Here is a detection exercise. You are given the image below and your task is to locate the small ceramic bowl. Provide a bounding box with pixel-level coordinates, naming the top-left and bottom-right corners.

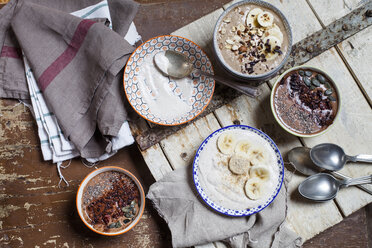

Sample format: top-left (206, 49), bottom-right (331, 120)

top-left (76, 166), bottom-right (145, 236)
top-left (123, 35), bottom-right (215, 126)
top-left (270, 66), bottom-right (341, 138)
top-left (213, 0), bottom-right (292, 86)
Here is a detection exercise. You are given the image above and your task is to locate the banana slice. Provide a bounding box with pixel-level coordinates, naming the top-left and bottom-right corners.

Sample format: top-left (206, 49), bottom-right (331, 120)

top-left (264, 24), bottom-right (283, 44)
top-left (244, 178), bottom-right (263, 200)
top-left (263, 36), bottom-right (281, 61)
top-left (234, 140), bottom-right (252, 158)
top-left (228, 155), bottom-right (251, 175)
top-left (250, 166), bottom-right (270, 181)
top-left (257, 11), bottom-right (274, 27)
top-left (248, 147), bottom-right (267, 166)
top-left (217, 132), bottom-right (237, 155)
top-left (246, 8), bottom-right (263, 28)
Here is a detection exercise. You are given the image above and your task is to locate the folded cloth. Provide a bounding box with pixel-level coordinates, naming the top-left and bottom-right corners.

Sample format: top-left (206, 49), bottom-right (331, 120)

top-left (4, 0), bottom-right (138, 158)
top-left (0, 0), bottom-right (138, 100)
top-left (147, 166), bottom-right (302, 248)
top-left (22, 0), bottom-right (138, 163)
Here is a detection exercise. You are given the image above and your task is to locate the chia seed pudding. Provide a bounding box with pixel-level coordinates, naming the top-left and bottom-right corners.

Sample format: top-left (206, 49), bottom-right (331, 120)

top-left (216, 3), bottom-right (289, 75)
top-left (82, 171), bottom-right (141, 233)
top-left (273, 69), bottom-right (338, 135)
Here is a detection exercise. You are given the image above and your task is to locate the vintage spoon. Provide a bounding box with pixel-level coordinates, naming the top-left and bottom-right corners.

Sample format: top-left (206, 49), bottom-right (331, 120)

top-left (298, 173), bottom-right (372, 201)
top-left (288, 146), bottom-right (372, 195)
top-left (153, 50), bottom-right (261, 97)
top-left (288, 147), bottom-right (322, 176)
top-left (310, 143), bottom-right (372, 171)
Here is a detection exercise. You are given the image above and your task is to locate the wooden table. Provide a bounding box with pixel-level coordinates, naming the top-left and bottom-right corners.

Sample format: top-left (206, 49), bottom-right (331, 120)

top-left (1, 0), bottom-right (371, 247)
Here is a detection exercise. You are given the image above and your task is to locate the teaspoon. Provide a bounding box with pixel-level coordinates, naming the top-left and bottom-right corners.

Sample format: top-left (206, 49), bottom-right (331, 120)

top-left (153, 50), bottom-right (261, 97)
top-left (288, 146), bottom-right (372, 196)
top-left (310, 143), bottom-right (372, 171)
top-left (298, 173), bottom-right (372, 201)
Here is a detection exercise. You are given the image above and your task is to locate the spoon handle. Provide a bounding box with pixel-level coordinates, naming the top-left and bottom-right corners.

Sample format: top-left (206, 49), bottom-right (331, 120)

top-left (196, 70), bottom-right (262, 97)
top-left (332, 172), bottom-right (372, 195)
top-left (348, 154), bottom-right (372, 163)
top-left (344, 175), bottom-right (372, 187)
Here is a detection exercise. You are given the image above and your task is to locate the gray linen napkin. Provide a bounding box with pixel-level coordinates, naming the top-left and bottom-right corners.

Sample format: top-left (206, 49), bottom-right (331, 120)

top-left (147, 166), bottom-right (302, 248)
top-left (2, 0), bottom-right (138, 158)
top-left (0, 0), bottom-right (137, 100)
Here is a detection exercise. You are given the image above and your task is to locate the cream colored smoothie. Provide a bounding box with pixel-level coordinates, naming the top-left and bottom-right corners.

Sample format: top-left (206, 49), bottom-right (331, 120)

top-left (197, 129), bottom-right (280, 210)
top-left (216, 4), bottom-right (289, 75)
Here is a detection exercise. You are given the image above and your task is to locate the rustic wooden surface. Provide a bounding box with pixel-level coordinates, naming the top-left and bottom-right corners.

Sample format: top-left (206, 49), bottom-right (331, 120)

top-left (134, 0), bottom-right (372, 151)
top-left (134, 0), bottom-right (372, 247)
top-left (1, 0), bottom-right (371, 248)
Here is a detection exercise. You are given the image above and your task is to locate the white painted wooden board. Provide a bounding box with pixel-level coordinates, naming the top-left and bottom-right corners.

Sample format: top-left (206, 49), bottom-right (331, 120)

top-left (298, 48), bottom-right (372, 216)
top-left (308, 0), bottom-right (364, 26)
top-left (140, 144), bottom-right (173, 181)
top-left (338, 25), bottom-right (372, 102)
top-left (224, 0), bottom-right (322, 43)
top-left (172, 9), bottom-right (224, 58)
top-left (160, 113), bottom-right (221, 170)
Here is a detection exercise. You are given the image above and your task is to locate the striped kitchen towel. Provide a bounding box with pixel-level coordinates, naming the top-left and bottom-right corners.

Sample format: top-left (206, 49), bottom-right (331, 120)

top-left (21, 0), bottom-right (139, 165)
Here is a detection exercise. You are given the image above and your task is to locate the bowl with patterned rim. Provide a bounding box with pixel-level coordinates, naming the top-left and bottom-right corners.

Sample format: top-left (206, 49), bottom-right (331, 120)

top-left (192, 125), bottom-right (284, 217)
top-left (123, 35), bottom-right (215, 126)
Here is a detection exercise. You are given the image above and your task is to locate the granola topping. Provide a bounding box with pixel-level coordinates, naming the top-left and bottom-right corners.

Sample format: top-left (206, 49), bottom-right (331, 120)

top-left (217, 4), bottom-right (289, 75)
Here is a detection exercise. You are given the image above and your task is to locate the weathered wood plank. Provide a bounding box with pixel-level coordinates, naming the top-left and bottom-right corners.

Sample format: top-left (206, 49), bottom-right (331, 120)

top-left (337, 25), bottom-right (372, 104)
top-left (140, 144), bottom-right (173, 181)
top-left (283, 1), bottom-right (372, 76)
top-left (160, 113), bottom-right (221, 169)
top-left (308, 0), bottom-right (365, 26)
top-left (134, 2), bottom-right (372, 150)
top-left (130, 118), bottom-right (174, 181)
top-left (0, 209), bottom-right (168, 248)
top-left (172, 8), bottom-right (224, 58)
top-left (297, 48), bottom-right (372, 216)
top-left (302, 208), bottom-right (370, 248)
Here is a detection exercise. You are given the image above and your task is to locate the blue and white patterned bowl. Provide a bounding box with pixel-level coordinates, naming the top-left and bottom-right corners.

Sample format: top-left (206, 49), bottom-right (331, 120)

top-left (192, 125), bottom-right (284, 217)
top-left (123, 35), bottom-right (215, 126)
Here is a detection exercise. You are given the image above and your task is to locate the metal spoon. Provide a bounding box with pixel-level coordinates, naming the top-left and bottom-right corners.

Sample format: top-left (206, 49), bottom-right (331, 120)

top-left (310, 143), bottom-right (372, 171)
top-left (153, 50), bottom-right (261, 97)
top-left (288, 146), bottom-right (372, 195)
top-left (298, 173), bottom-right (372, 201)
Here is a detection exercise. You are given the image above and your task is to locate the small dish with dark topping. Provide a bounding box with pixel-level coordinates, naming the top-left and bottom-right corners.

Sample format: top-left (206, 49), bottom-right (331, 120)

top-left (270, 66), bottom-right (341, 137)
top-left (76, 166), bottom-right (145, 236)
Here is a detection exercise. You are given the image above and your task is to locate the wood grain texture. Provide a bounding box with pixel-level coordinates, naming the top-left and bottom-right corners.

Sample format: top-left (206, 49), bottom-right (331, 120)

top-left (135, 0), bottom-right (231, 41)
top-left (172, 9), bottom-right (224, 57)
top-left (0, 105), bottom-right (172, 247)
top-left (308, 0), bottom-right (365, 26)
top-left (338, 25), bottom-right (372, 104)
top-left (1, 0), bottom-right (371, 247)
top-left (160, 113), bottom-right (220, 169)
top-left (302, 208), bottom-right (369, 248)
